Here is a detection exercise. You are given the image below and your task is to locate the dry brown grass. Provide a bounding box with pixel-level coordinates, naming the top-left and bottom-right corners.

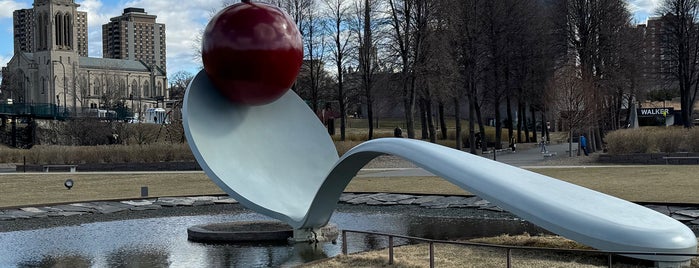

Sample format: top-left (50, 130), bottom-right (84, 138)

top-left (350, 165), bottom-right (699, 203)
top-left (0, 172), bottom-right (223, 208)
top-left (304, 234), bottom-right (699, 268)
top-left (3, 165), bottom-right (699, 208)
top-left (605, 127), bottom-right (699, 154)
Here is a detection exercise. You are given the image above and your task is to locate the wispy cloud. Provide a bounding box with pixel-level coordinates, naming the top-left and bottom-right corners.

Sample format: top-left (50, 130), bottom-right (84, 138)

top-left (0, 0), bottom-right (30, 20)
top-left (627, 0), bottom-right (661, 14)
top-left (74, 0), bottom-right (225, 76)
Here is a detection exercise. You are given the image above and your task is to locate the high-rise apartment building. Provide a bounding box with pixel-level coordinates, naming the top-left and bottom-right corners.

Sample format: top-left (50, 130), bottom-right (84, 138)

top-left (638, 16), bottom-right (676, 92)
top-left (102, 8), bottom-right (166, 71)
top-left (13, 8), bottom-right (87, 56)
top-left (12, 9), bottom-right (33, 54)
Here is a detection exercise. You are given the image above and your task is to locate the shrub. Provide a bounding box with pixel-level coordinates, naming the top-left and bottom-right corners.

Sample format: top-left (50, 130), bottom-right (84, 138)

top-left (605, 127), bottom-right (694, 155)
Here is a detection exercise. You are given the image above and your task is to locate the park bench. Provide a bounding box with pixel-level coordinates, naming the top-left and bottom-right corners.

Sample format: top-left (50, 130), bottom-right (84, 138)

top-left (43, 164), bottom-right (77, 172)
top-left (662, 156), bottom-right (699, 164)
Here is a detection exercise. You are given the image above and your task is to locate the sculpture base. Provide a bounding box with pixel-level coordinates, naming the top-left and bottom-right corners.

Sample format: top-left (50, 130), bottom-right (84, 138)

top-left (289, 223), bottom-right (339, 243)
top-left (187, 220), bottom-right (293, 243)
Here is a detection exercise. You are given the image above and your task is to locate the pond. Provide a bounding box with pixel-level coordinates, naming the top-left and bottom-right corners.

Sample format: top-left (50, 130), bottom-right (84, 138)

top-left (0, 210), bottom-right (545, 267)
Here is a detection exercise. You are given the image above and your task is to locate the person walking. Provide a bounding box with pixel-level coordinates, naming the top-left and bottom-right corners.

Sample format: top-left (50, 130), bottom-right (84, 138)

top-left (580, 134), bottom-right (589, 156)
top-left (540, 136), bottom-right (548, 154)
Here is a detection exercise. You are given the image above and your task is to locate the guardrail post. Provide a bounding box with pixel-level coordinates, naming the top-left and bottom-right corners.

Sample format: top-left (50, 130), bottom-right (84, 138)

top-left (388, 236), bottom-right (394, 265)
top-left (608, 253), bottom-right (612, 268)
top-left (342, 230), bottom-right (347, 255)
top-left (429, 242), bottom-right (434, 268)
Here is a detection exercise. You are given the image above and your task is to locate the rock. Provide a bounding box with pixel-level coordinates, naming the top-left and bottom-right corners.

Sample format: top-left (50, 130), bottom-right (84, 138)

top-left (371, 193), bottom-right (415, 203)
top-left (121, 200), bottom-right (155, 206)
top-left (129, 204), bottom-right (162, 211)
top-left (674, 210), bottom-right (699, 218)
top-left (671, 214), bottom-right (695, 222)
top-left (412, 196), bottom-right (445, 205)
top-left (645, 205), bottom-right (671, 216)
top-left (155, 197), bottom-right (195, 207)
top-left (213, 197), bottom-right (238, 204)
top-left (421, 196), bottom-right (470, 209)
top-left (53, 204), bottom-right (96, 213)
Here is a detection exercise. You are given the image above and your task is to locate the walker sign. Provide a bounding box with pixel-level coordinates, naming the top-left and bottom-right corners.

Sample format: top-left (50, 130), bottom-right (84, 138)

top-left (637, 107), bottom-right (675, 126)
top-left (638, 108), bottom-right (673, 117)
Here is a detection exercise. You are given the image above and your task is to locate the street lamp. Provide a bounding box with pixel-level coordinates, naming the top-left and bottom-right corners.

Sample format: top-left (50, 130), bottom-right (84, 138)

top-left (51, 60), bottom-right (66, 116)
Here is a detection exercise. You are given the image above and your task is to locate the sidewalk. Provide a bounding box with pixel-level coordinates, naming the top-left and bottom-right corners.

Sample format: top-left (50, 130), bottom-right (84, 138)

top-left (490, 142), bottom-right (583, 167)
top-left (361, 142), bottom-right (592, 178)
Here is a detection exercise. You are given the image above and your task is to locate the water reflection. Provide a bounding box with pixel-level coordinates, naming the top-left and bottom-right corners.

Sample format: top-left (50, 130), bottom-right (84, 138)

top-left (106, 247), bottom-right (169, 268)
top-left (0, 211), bottom-right (542, 267)
top-left (17, 254), bottom-right (92, 268)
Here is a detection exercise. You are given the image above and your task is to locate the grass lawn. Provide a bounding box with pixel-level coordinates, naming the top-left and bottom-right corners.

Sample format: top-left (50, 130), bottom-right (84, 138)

top-left (1, 165), bottom-right (698, 208)
top-left (350, 165), bottom-right (699, 204)
top-left (0, 172), bottom-right (224, 208)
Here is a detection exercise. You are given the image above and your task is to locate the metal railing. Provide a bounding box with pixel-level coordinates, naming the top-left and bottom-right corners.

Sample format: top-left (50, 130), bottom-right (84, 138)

top-left (341, 229), bottom-right (699, 268)
top-left (0, 103), bottom-right (62, 118)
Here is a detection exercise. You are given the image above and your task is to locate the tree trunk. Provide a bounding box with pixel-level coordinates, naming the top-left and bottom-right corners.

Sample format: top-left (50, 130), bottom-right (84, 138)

top-left (427, 99), bottom-right (436, 143)
top-left (475, 101), bottom-right (486, 152)
top-left (469, 94), bottom-right (477, 154)
top-left (530, 108), bottom-right (537, 143)
top-left (506, 95), bottom-right (514, 144)
top-left (367, 96), bottom-right (374, 140)
top-left (419, 98), bottom-right (428, 140)
top-left (517, 100), bottom-right (524, 143)
top-left (439, 102), bottom-right (447, 140)
top-left (454, 97), bottom-right (462, 150)
top-left (494, 99), bottom-right (502, 149)
top-left (523, 108), bottom-right (530, 143)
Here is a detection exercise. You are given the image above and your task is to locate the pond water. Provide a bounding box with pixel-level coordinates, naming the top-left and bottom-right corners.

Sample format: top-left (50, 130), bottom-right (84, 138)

top-left (0, 211), bottom-right (544, 267)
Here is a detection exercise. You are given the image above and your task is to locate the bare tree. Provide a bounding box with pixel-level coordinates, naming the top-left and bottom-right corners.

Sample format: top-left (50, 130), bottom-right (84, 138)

top-left (387, 0), bottom-right (424, 139)
top-left (351, 0), bottom-right (382, 139)
top-left (553, 0), bottom-right (633, 149)
top-left (324, 0), bottom-right (353, 140)
top-left (657, 0), bottom-right (699, 128)
top-left (550, 65), bottom-right (594, 156)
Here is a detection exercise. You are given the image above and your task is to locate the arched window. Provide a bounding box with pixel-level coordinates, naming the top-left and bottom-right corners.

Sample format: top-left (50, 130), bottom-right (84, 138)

top-left (131, 80), bottom-right (138, 97)
top-left (119, 78), bottom-right (127, 97)
top-left (143, 84), bottom-right (150, 98)
top-left (93, 79), bottom-right (101, 96)
top-left (64, 14), bottom-right (72, 48)
top-left (55, 13), bottom-right (61, 47)
top-left (157, 81), bottom-right (162, 96)
top-left (79, 76), bottom-right (88, 97)
top-left (37, 14), bottom-right (43, 49)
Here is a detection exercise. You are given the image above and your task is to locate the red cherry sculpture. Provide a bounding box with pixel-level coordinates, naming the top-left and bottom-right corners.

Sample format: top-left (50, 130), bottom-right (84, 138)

top-left (202, 0), bottom-right (303, 105)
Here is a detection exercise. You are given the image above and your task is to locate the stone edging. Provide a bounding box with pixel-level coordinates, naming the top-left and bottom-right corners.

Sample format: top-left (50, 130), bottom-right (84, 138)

top-left (2, 193), bottom-right (699, 227)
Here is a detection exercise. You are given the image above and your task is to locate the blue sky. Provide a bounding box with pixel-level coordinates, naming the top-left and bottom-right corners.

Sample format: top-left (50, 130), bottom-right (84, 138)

top-left (0, 0), bottom-right (661, 83)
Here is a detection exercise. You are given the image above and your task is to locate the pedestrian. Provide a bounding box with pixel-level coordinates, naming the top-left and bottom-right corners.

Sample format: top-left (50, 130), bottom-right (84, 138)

top-left (580, 134), bottom-right (589, 156)
top-left (510, 136), bottom-right (516, 152)
top-left (540, 136), bottom-right (548, 154)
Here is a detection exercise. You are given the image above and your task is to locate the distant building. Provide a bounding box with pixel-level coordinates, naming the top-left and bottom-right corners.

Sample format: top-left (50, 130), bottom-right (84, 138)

top-left (637, 16), bottom-right (676, 93)
top-left (1, 0), bottom-right (167, 120)
top-left (102, 8), bottom-right (167, 71)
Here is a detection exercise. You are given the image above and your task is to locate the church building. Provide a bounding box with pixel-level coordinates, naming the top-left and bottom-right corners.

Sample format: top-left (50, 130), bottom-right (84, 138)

top-left (1, 0), bottom-right (167, 120)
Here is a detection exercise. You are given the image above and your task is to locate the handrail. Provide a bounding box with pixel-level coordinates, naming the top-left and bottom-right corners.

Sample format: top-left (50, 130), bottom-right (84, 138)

top-left (341, 229), bottom-right (699, 268)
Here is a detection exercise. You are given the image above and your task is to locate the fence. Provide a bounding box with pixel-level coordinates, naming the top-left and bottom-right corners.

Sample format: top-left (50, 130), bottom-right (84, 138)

top-left (341, 229), bottom-right (698, 268)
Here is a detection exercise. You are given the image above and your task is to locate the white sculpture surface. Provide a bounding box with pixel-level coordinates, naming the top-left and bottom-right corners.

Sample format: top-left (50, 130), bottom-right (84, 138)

top-left (184, 70), bottom-right (696, 262)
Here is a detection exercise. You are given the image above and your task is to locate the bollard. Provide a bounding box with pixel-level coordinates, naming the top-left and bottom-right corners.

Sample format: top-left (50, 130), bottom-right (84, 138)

top-left (141, 186), bottom-right (148, 197)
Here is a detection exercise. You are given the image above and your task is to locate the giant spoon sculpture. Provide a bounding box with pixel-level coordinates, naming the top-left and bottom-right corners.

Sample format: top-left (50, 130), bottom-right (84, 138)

top-left (184, 0), bottom-right (697, 264)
